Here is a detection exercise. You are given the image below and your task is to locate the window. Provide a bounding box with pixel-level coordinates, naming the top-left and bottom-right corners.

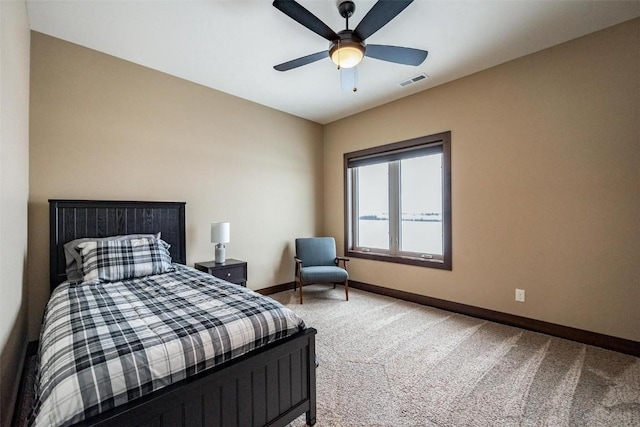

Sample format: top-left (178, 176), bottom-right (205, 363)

top-left (344, 131), bottom-right (451, 270)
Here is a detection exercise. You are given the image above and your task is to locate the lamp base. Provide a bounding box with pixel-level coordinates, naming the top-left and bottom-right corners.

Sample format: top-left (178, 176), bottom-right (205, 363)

top-left (215, 244), bottom-right (226, 264)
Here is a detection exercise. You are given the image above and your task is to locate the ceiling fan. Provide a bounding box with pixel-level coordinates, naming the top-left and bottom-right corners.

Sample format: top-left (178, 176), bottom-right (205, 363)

top-left (272, 0), bottom-right (428, 74)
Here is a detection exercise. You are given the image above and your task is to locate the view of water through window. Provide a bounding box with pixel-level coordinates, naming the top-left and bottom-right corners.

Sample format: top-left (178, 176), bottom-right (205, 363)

top-left (357, 220), bottom-right (443, 254)
top-left (357, 162), bottom-right (389, 250)
top-left (356, 154), bottom-right (443, 255)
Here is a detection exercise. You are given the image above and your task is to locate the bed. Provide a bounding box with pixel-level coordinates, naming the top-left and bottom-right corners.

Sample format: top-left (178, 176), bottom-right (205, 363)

top-left (34, 199), bottom-right (317, 427)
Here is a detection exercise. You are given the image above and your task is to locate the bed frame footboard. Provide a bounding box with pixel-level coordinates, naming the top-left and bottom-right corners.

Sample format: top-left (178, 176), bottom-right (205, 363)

top-left (79, 328), bottom-right (317, 427)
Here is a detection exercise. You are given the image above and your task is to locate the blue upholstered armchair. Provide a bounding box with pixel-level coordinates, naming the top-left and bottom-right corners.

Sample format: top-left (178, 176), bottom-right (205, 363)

top-left (294, 237), bottom-right (349, 304)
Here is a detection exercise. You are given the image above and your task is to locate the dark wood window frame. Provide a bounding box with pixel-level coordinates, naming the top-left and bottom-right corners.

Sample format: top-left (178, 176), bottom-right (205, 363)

top-left (343, 131), bottom-right (452, 270)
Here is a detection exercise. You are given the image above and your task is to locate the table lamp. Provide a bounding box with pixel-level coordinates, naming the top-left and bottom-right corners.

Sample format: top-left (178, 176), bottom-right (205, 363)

top-left (211, 222), bottom-right (230, 264)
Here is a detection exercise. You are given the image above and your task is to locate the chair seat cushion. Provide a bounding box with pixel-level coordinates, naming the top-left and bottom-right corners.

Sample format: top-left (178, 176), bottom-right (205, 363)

top-left (301, 266), bottom-right (348, 283)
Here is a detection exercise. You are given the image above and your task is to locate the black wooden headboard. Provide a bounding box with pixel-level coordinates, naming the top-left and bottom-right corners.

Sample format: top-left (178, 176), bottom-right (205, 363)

top-left (49, 199), bottom-right (186, 292)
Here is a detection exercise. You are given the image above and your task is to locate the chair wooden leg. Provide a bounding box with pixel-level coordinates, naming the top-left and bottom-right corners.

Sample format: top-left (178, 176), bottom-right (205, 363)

top-left (344, 280), bottom-right (349, 301)
top-left (299, 281), bottom-right (304, 304)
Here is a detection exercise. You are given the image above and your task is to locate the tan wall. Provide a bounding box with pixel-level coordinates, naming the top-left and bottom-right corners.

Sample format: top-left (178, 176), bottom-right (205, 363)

top-left (323, 19), bottom-right (640, 342)
top-left (0, 0), bottom-right (30, 424)
top-left (29, 32), bottom-right (324, 340)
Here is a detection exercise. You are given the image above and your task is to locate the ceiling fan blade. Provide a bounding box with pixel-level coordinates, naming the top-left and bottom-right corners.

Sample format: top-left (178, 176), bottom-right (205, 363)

top-left (274, 51), bottom-right (329, 71)
top-left (353, 0), bottom-right (413, 41)
top-left (365, 44), bottom-right (428, 66)
top-left (273, 0), bottom-right (339, 42)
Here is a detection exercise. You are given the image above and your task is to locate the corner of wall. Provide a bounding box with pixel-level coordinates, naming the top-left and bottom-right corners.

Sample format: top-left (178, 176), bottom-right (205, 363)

top-left (0, 0), bottom-right (31, 424)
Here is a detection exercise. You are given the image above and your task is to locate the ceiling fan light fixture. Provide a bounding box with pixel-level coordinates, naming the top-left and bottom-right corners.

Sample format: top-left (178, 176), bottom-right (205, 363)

top-left (330, 40), bottom-right (365, 69)
top-left (272, 0), bottom-right (428, 73)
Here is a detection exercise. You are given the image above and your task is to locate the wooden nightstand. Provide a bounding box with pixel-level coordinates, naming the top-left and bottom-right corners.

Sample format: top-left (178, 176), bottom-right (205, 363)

top-left (194, 259), bottom-right (248, 287)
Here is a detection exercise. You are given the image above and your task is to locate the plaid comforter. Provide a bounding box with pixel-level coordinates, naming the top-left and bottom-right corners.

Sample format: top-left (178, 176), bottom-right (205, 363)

top-left (30, 265), bottom-right (305, 427)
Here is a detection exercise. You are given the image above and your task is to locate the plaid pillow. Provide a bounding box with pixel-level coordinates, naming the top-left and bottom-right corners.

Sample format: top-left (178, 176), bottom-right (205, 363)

top-left (64, 233), bottom-right (161, 283)
top-left (78, 237), bottom-right (174, 283)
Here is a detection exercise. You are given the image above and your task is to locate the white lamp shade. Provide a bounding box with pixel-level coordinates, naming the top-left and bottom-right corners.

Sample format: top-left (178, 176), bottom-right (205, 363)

top-left (211, 222), bottom-right (230, 244)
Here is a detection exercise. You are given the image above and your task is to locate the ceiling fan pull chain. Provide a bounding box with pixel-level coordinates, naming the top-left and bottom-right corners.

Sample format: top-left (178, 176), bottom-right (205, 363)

top-left (340, 66), bottom-right (357, 92)
top-left (353, 66), bottom-right (358, 92)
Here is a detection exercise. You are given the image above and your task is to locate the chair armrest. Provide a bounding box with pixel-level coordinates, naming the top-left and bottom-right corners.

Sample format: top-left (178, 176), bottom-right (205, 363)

top-left (294, 257), bottom-right (303, 277)
top-left (335, 256), bottom-right (349, 269)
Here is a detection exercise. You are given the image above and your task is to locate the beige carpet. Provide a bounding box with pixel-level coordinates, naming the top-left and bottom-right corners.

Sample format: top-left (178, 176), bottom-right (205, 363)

top-left (270, 285), bottom-right (640, 427)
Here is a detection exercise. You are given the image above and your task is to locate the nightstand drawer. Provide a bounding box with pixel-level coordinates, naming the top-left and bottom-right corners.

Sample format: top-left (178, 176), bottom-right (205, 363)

top-left (211, 265), bottom-right (244, 283)
top-left (194, 259), bottom-right (248, 287)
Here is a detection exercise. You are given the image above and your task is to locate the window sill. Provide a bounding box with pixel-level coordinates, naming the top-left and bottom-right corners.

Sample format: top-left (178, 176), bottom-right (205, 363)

top-left (346, 249), bottom-right (452, 270)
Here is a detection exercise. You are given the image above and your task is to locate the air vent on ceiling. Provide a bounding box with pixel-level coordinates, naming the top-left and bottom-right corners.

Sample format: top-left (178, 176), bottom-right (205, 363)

top-left (398, 73), bottom-right (429, 88)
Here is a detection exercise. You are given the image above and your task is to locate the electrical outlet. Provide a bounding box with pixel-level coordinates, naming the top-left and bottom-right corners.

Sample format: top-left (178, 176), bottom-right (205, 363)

top-left (515, 289), bottom-right (525, 302)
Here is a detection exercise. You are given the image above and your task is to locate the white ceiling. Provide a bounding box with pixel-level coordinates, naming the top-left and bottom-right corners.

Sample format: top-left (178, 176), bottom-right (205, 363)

top-left (26, 1), bottom-right (640, 124)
